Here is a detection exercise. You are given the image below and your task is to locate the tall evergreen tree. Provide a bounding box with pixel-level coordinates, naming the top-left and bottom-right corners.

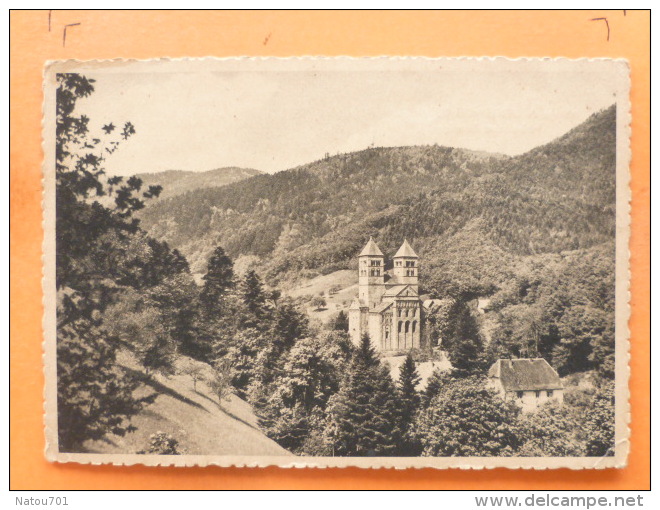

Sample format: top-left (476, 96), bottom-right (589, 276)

top-left (200, 246), bottom-right (234, 314)
top-left (331, 310), bottom-right (349, 332)
top-left (325, 334), bottom-right (402, 456)
top-left (398, 354), bottom-right (421, 420)
top-left (444, 302), bottom-right (487, 377)
top-left (397, 353), bottom-right (422, 455)
top-left (270, 301), bottom-right (309, 354)
top-left (240, 269), bottom-right (269, 327)
top-left (422, 367), bottom-right (448, 407)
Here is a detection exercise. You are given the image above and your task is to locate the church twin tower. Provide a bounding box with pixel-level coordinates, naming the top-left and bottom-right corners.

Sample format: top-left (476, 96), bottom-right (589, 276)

top-left (349, 238), bottom-right (425, 352)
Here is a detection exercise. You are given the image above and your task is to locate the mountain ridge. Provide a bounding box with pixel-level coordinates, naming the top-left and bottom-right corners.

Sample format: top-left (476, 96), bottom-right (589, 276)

top-left (135, 166), bottom-right (262, 200)
top-left (138, 105), bottom-right (616, 292)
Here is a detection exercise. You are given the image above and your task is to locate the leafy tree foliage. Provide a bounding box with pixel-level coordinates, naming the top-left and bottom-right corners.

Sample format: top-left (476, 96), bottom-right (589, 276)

top-left (488, 244), bottom-right (615, 378)
top-left (398, 354), bottom-right (421, 425)
top-left (518, 402), bottom-right (586, 457)
top-left (584, 383), bottom-right (615, 456)
top-left (209, 360), bottom-right (234, 405)
top-left (310, 296), bottom-right (327, 310)
top-left (56, 315), bottom-right (153, 452)
top-left (414, 376), bottom-right (523, 456)
top-left (138, 432), bottom-right (182, 455)
top-left (54, 74), bottom-right (195, 451)
top-left (103, 289), bottom-right (176, 376)
top-left (243, 332), bottom-right (350, 454)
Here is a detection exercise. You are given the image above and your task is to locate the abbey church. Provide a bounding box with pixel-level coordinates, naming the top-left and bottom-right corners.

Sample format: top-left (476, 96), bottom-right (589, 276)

top-left (348, 238), bottom-right (428, 352)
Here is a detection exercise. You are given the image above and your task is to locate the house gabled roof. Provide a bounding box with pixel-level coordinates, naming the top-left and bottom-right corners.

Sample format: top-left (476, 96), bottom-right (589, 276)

top-left (489, 358), bottom-right (563, 391)
top-left (393, 239), bottom-right (418, 258)
top-left (359, 236), bottom-right (384, 257)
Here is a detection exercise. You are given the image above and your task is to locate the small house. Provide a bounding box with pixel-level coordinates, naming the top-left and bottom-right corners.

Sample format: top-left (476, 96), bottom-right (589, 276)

top-left (488, 358), bottom-right (564, 413)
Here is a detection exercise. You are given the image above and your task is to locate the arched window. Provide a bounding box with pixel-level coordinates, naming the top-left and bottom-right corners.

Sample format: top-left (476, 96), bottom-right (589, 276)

top-left (398, 321), bottom-right (403, 333)
top-left (412, 321), bottom-right (417, 333)
top-left (405, 321), bottom-right (410, 333)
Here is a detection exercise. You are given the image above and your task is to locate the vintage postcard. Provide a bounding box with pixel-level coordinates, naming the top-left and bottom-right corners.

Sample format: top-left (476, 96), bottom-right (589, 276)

top-left (42, 57), bottom-right (630, 469)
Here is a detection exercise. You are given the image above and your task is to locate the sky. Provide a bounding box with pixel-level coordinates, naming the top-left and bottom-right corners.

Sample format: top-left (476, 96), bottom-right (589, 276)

top-left (72, 59), bottom-right (623, 176)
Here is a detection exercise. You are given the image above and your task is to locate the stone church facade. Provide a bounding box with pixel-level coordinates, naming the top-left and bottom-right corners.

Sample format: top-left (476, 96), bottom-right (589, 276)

top-left (348, 238), bottom-right (426, 352)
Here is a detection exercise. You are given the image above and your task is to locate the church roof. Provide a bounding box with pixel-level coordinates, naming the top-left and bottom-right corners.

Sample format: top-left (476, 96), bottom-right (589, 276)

top-left (370, 302), bottom-right (393, 314)
top-left (393, 239), bottom-right (418, 258)
top-left (349, 297), bottom-right (365, 310)
top-left (383, 285), bottom-right (419, 298)
top-left (359, 236), bottom-right (384, 257)
top-left (488, 359), bottom-right (563, 391)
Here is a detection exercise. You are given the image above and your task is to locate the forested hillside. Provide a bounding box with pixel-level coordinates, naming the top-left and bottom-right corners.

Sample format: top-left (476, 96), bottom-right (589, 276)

top-left (135, 167), bottom-right (261, 201)
top-left (139, 105), bottom-right (616, 287)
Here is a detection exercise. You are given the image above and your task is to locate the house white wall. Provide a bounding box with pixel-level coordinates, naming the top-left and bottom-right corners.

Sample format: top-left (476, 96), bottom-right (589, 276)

top-left (506, 388), bottom-right (564, 413)
top-left (490, 380), bottom-right (563, 413)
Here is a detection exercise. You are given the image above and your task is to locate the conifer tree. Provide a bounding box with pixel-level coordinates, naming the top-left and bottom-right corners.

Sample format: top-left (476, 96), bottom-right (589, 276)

top-left (331, 310), bottom-right (349, 332)
top-left (422, 367), bottom-right (447, 407)
top-left (325, 334), bottom-right (402, 456)
top-left (445, 302), bottom-right (487, 377)
top-left (270, 301), bottom-right (309, 354)
top-left (200, 246), bottom-right (234, 314)
top-left (398, 354), bottom-right (421, 420)
top-left (397, 353), bottom-right (422, 455)
top-left (240, 269), bottom-right (269, 328)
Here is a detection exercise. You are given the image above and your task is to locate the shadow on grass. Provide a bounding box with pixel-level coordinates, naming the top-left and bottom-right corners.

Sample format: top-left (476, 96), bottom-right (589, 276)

top-left (193, 389), bottom-right (260, 431)
top-left (124, 367), bottom-right (210, 413)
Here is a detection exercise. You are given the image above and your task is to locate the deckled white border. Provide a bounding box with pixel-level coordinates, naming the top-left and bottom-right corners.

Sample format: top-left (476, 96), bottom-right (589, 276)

top-left (42, 57), bottom-right (631, 469)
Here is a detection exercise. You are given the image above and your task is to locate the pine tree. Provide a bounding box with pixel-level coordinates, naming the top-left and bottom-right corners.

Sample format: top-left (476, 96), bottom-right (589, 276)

top-left (270, 301), bottom-right (309, 354)
top-left (240, 269), bottom-right (269, 328)
top-left (398, 354), bottom-right (421, 422)
top-left (331, 310), bottom-right (349, 332)
top-left (422, 367), bottom-right (447, 407)
top-left (445, 302), bottom-right (487, 377)
top-left (325, 334), bottom-right (402, 456)
top-left (397, 353), bottom-right (422, 455)
top-left (200, 246), bottom-right (234, 314)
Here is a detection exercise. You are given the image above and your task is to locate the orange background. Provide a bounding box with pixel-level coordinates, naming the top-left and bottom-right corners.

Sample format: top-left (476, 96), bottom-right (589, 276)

top-left (10, 10), bottom-right (650, 490)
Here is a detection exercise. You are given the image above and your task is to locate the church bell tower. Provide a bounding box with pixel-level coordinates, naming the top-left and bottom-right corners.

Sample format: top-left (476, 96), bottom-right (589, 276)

top-left (392, 239), bottom-right (419, 292)
top-left (358, 237), bottom-right (385, 309)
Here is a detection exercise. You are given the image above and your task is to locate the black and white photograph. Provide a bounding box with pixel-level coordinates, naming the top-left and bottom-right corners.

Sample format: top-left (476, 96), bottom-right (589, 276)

top-left (42, 57), bottom-right (630, 469)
